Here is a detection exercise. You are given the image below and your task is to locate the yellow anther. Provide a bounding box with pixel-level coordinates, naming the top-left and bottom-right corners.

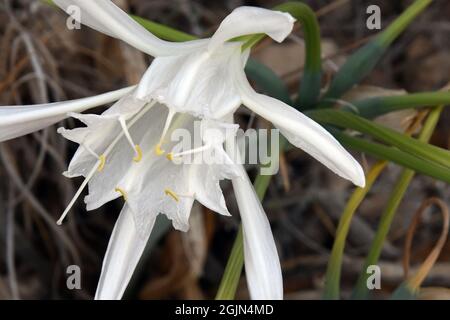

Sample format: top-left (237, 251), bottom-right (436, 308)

top-left (133, 145), bottom-right (143, 162)
top-left (155, 143), bottom-right (165, 156)
top-left (166, 153), bottom-right (173, 161)
top-left (115, 187), bottom-right (128, 201)
top-left (97, 154), bottom-right (106, 172)
top-left (164, 188), bottom-right (179, 202)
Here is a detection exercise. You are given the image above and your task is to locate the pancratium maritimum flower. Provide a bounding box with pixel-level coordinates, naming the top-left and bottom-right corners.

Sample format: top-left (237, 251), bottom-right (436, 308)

top-left (0, 0), bottom-right (365, 300)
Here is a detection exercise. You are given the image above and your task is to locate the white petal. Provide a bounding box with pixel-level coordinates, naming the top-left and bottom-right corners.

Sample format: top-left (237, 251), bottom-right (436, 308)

top-left (0, 86), bottom-right (134, 142)
top-left (231, 165), bottom-right (283, 300)
top-left (190, 156), bottom-right (239, 217)
top-left (209, 6), bottom-right (295, 52)
top-left (53, 0), bottom-right (207, 56)
top-left (136, 44), bottom-right (242, 119)
top-left (95, 205), bottom-right (155, 300)
top-left (231, 55), bottom-right (365, 187)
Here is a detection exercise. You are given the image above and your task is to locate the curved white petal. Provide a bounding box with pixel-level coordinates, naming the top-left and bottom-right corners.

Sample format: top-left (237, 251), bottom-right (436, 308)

top-left (231, 165), bottom-right (283, 300)
top-left (0, 86), bottom-right (134, 142)
top-left (231, 55), bottom-right (365, 187)
top-left (53, 0), bottom-right (207, 56)
top-left (136, 43), bottom-right (243, 119)
top-left (95, 204), bottom-right (155, 300)
top-left (209, 6), bottom-right (295, 52)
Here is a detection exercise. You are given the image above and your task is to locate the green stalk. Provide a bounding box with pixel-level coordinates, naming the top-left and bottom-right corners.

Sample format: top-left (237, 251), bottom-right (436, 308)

top-left (323, 161), bottom-right (387, 299)
top-left (321, 0), bottom-right (432, 107)
top-left (215, 173), bottom-right (275, 300)
top-left (215, 133), bottom-right (286, 299)
top-left (352, 105), bottom-right (443, 299)
top-left (215, 226), bottom-right (244, 299)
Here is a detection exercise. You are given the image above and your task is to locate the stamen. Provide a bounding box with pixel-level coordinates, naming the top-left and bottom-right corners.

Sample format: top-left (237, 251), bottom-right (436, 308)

top-left (164, 189), bottom-right (195, 202)
top-left (115, 187), bottom-right (128, 201)
top-left (154, 143), bottom-right (165, 156)
top-left (164, 188), bottom-right (179, 202)
top-left (57, 161), bottom-right (100, 225)
top-left (82, 142), bottom-right (100, 158)
top-left (168, 144), bottom-right (212, 161)
top-left (97, 154), bottom-right (106, 172)
top-left (133, 145), bottom-right (143, 162)
top-left (81, 142), bottom-right (106, 172)
top-left (154, 110), bottom-right (176, 156)
top-left (118, 116), bottom-right (143, 162)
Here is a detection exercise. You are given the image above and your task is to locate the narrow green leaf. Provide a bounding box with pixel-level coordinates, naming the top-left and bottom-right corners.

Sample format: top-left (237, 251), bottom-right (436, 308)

top-left (278, 2), bottom-right (321, 109)
top-left (245, 59), bottom-right (292, 104)
top-left (308, 109), bottom-right (450, 169)
top-left (241, 2), bottom-right (322, 109)
top-left (352, 106), bottom-right (444, 299)
top-left (333, 130), bottom-right (450, 183)
top-left (321, 0), bottom-right (432, 106)
top-left (350, 91), bottom-right (450, 119)
top-left (377, 0), bottom-right (433, 47)
top-left (325, 106), bottom-right (444, 300)
top-left (323, 161), bottom-right (387, 299)
top-left (390, 283), bottom-right (417, 300)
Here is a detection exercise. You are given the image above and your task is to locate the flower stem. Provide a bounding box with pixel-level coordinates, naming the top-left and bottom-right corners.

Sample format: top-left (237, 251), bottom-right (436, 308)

top-left (215, 133), bottom-right (286, 299)
top-left (215, 226), bottom-right (244, 300)
top-left (214, 174), bottom-right (273, 300)
top-left (323, 161), bottom-right (387, 299)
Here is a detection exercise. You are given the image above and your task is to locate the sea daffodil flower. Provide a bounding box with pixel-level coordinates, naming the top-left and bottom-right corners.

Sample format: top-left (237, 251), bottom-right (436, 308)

top-left (0, 0), bottom-right (366, 300)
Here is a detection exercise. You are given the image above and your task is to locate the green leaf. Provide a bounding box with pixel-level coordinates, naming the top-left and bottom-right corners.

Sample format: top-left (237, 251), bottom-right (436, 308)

top-left (320, 0), bottom-right (432, 106)
top-left (308, 109), bottom-right (450, 169)
top-left (321, 41), bottom-right (385, 108)
top-left (390, 283), bottom-right (417, 300)
top-left (351, 91), bottom-right (450, 119)
top-left (323, 161), bottom-right (387, 299)
top-left (241, 2), bottom-right (322, 109)
top-left (245, 59), bottom-right (292, 105)
top-left (333, 130), bottom-right (450, 184)
top-left (352, 106), bottom-right (444, 299)
top-left (277, 2), bottom-right (322, 109)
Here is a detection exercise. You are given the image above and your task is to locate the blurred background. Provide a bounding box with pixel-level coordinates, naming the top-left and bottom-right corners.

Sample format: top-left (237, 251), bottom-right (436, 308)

top-left (0, 0), bottom-right (449, 299)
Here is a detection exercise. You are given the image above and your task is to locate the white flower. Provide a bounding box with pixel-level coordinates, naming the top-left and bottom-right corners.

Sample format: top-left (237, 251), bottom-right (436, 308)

top-left (0, 0), bottom-right (366, 301)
